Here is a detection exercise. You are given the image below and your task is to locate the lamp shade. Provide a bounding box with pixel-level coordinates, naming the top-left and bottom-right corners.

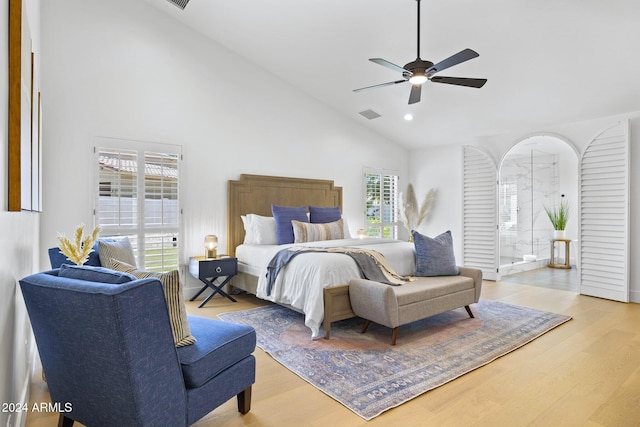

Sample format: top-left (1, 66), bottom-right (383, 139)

top-left (204, 235), bottom-right (218, 258)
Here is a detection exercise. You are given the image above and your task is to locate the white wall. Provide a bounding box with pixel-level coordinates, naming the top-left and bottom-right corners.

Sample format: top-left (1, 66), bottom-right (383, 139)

top-left (1, 1), bottom-right (41, 426)
top-left (410, 113), bottom-right (640, 302)
top-left (39, 0), bottom-right (409, 292)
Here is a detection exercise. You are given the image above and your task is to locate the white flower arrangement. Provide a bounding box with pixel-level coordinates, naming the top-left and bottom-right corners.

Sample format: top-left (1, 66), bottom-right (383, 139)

top-left (398, 184), bottom-right (436, 238)
top-left (57, 224), bottom-right (101, 266)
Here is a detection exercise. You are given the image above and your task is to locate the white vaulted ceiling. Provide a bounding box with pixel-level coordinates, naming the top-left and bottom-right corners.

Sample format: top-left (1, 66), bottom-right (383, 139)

top-left (143, 0), bottom-right (640, 149)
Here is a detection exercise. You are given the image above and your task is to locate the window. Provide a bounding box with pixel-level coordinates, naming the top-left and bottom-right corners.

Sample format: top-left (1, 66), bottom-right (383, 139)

top-left (95, 139), bottom-right (181, 272)
top-left (364, 169), bottom-right (399, 239)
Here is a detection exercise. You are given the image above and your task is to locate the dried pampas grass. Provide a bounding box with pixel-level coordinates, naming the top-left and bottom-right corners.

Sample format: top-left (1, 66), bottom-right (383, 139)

top-left (57, 224), bottom-right (101, 266)
top-left (398, 184), bottom-right (436, 234)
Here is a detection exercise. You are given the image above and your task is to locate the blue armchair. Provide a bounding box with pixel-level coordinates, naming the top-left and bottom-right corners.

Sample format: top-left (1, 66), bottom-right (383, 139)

top-left (19, 269), bottom-right (256, 427)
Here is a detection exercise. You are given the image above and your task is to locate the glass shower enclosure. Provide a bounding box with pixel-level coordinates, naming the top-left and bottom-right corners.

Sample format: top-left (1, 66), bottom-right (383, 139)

top-left (499, 149), bottom-right (557, 268)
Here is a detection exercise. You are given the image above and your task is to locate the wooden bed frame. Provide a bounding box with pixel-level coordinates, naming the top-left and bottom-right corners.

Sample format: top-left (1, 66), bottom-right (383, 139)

top-left (227, 174), bottom-right (355, 338)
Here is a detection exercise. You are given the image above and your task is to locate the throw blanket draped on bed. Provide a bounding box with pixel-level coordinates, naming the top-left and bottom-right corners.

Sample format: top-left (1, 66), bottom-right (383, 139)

top-left (265, 246), bottom-right (413, 295)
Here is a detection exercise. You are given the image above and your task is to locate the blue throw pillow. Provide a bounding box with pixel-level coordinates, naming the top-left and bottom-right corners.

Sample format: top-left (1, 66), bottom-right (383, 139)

top-left (272, 205), bottom-right (308, 245)
top-left (58, 264), bottom-right (136, 284)
top-left (413, 230), bottom-right (459, 276)
top-left (309, 205), bottom-right (341, 224)
top-left (48, 241), bottom-right (102, 269)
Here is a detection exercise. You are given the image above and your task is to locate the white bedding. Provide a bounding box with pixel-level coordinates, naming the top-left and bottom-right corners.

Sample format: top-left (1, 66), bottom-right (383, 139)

top-left (235, 238), bottom-right (415, 338)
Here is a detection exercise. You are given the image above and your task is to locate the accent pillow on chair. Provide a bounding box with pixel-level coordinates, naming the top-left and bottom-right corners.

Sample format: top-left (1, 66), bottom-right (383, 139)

top-left (98, 237), bottom-right (137, 269)
top-left (413, 230), bottom-right (460, 276)
top-left (110, 259), bottom-right (196, 347)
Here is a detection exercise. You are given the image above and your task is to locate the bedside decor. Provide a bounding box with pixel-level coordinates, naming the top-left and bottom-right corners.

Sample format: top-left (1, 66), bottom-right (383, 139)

top-left (204, 235), bottom-right (218, 259)
top-left (57, 224), bottom-right (100, 266)
top-left (398, 184), bottom-right (436, 240)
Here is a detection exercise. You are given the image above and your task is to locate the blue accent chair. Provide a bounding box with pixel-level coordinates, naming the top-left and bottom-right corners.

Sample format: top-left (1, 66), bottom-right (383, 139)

top-left (19, 269), bottom-right (256, 427)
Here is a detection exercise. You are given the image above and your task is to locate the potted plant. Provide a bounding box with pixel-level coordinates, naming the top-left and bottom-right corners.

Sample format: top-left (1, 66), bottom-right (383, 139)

top-left (544, 199), bottom-right (569, 239)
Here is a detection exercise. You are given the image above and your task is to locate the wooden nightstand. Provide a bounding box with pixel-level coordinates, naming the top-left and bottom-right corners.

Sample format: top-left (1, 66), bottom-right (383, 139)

top-left (188, 256), bottom-right (238, 307)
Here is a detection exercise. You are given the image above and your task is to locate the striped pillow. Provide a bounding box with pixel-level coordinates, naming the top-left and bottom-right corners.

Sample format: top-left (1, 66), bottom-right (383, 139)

top-left (110, 259), bottom-right (196, 347)
top-left (292, 219), bottom-right (344, 243)
top-left (98, 238), bottom-right (136, 269)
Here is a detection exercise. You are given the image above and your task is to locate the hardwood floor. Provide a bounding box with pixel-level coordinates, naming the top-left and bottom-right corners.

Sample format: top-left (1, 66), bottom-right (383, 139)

top-left (25, 274), bottom-right (640, 426)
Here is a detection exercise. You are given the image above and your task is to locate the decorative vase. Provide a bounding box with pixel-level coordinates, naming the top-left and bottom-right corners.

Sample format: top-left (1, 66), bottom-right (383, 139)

top-left (553, 230), bottom-right (566, 240)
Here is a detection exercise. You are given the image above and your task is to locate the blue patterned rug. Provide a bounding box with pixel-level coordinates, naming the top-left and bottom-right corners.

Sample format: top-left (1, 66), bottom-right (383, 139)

top-left (219, 299), bottom-right (571, 420)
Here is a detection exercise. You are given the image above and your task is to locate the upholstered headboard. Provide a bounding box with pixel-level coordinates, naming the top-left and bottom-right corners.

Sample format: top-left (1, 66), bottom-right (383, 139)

top-left (227, 174), bottom-right (343, 256)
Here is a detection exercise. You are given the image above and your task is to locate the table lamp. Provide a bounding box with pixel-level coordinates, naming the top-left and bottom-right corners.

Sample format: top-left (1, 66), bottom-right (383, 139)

top-left (204, 235), bottom-right (218, 259)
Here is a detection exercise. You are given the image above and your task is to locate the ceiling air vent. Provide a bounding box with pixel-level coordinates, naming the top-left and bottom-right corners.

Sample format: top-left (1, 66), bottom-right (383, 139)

top-left (359, 109), bottom-right (381, 120)
top-left (166, 0), bottom-right (190, 10)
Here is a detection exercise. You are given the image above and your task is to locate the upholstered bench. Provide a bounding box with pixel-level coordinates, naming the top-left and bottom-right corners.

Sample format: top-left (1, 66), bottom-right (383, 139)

top-left (348, 266), bottom-right (482, 345)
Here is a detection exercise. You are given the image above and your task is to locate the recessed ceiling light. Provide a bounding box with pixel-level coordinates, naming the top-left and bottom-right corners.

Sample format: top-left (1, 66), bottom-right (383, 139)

top-left (404, 114), bottom-right (414, 121)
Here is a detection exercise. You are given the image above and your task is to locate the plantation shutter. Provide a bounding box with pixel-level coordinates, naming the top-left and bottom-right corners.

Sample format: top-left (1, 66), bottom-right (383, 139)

top-left (579, 121), bottom-right (629, 302)
top-left (143, 151), bottom-right (180, 271)
top-left (95, 137), bottom-right (181, 272)
top-left (462, 146), bottom-right (498, 280)
top-left (364, 169), bottom-right (399, 239)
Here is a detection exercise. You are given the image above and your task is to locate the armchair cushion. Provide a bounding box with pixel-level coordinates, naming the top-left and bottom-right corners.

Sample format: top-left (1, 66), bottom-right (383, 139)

top-left (177, 316), bottom-right (256, 388)
top-left (58, 264), bottom-right (136, 284)
top-left (110, 259), bottom-right (196, 347)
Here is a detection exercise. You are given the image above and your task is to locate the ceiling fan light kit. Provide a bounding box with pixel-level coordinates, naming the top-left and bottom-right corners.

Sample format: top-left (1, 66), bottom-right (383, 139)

top-left (354, 0), bottom-right (487, 104)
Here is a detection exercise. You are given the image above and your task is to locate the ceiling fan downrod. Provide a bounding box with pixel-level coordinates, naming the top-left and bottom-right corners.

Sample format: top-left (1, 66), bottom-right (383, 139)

top-left (416, 0), bottom-right (421, 59)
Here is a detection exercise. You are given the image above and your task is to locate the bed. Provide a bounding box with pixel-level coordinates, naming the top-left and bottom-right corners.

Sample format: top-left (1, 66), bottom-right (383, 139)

top-left (227, 174), bottom-right (415, 339)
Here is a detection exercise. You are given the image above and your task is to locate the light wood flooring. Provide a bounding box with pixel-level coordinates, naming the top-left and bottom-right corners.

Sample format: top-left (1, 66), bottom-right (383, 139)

top-left (26, 272), bottom-right (640, 426)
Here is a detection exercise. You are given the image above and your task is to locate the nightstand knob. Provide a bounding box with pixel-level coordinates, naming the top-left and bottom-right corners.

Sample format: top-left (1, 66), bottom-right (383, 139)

top-left (216, 266), bottom-right (222, 273)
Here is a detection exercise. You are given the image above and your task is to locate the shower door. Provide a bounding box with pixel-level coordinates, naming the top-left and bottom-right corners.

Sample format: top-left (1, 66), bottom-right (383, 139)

top-left (499, 150), bottom-right (557, 267)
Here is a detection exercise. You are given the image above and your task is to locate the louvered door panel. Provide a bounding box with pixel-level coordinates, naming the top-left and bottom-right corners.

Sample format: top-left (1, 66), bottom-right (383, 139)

top-left (463, 146), bottom-right (498, 280)
top-left (580, 121), bottom-right (629, 302)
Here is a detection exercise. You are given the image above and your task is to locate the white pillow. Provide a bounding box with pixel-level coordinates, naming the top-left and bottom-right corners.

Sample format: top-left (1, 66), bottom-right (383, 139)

top-left (241, 214), bottom-right (278, 245)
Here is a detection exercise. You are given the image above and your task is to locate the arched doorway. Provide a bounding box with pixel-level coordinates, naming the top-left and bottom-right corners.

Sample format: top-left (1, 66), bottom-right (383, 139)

top-left (498, 135), bottom-right (579, 278)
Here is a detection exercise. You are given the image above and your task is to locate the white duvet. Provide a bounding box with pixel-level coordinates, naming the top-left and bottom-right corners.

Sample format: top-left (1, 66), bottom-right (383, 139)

top-left (235, 238), bottom-right (415, 338)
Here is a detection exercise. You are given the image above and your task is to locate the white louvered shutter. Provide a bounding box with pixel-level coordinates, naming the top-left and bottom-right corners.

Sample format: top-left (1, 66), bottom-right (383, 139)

top-left (364, 169), bottom-right (399, 239)
top-left (462, 146), bottom-right (499, 280)
top-left (579, 121), bottom-right (629, 302)
top-left (95, 137), bottom-right (181, 272)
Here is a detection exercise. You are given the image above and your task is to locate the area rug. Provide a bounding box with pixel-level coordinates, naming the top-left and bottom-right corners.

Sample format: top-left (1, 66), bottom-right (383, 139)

top-left (219, 299), bottom-right (571, 420)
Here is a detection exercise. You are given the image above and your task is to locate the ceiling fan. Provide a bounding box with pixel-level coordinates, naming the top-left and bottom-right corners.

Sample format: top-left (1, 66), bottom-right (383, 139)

top-left (353, 0), bottom-right (487, 104)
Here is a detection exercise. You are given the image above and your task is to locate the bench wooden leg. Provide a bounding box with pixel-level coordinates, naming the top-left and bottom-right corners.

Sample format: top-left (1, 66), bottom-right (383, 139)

top-left (465, 305), bottom-right (474, 318)
top-left (391, 327), bottom-right (399, 346)
top-left (237, 385), bottom-right (252, 414)
top-left (361, 319), bottom-right (371, 334)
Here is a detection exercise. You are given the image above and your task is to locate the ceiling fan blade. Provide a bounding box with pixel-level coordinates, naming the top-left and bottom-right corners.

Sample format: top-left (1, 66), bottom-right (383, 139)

top-left (353, 79), bottom-right (407, 92)
top-left (369, 58), bottom-right (409, 74)
top-left (408, 84), bottom-right (422, 104)
top-left (426, 48), bottom-right (479, 76)
top-left (430, 76), bottom-right (487, 88)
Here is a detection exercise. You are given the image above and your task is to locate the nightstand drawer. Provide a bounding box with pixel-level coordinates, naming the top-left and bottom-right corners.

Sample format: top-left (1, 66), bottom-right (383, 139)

top-left (191, 257), bottom-right (237, 279)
